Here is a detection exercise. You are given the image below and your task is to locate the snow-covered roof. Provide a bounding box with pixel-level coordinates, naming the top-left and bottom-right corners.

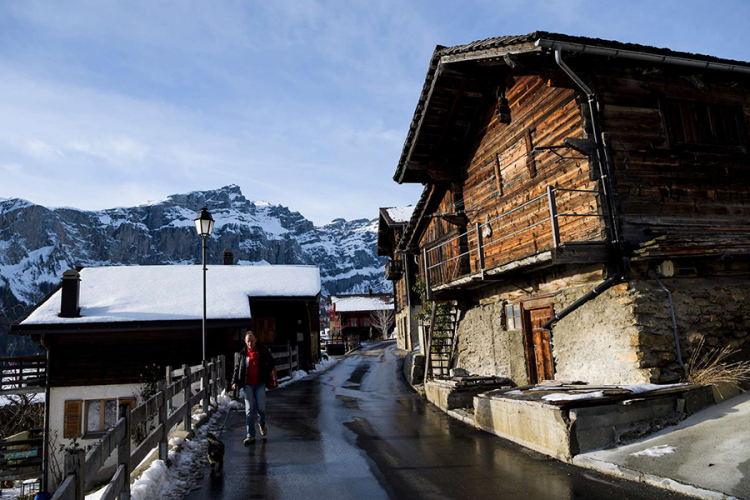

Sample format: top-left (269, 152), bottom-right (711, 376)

top-left (331, 295), bottom-right (393, 313)
top-left (21, 265), bottom-right (320, 325)
top-left (383, 206), bottom-right (414, 225)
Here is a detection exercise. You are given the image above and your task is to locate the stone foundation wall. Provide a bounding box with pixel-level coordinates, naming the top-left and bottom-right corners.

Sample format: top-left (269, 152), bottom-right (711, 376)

top-left (629, 277), bottom-right (750, 383)
top-left (553, 283), bottom-right (646, 384)
top-left (454, 303), bottom-right (528, 384)
top-left (450, 265), bottom-right (750, 386)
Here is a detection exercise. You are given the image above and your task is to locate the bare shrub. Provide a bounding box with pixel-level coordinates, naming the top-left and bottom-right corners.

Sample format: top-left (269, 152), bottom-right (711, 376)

top-left (685, 336), bottom-right (750, 392)
top-left (0, 393), bottom-right (44, 440)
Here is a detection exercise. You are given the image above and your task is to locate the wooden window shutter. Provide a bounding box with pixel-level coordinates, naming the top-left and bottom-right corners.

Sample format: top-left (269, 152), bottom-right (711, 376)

top-left (524, 129), bottom-right (537, 178)
top-left (63, 400), bottom-right (83, 438)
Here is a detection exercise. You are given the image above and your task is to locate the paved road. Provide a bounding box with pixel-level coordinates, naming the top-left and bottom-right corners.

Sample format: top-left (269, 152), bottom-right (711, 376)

top-left (185, 341), bottom-right (690, 500)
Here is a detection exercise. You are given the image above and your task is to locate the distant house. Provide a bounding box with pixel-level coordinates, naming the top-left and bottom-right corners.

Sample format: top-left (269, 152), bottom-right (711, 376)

top-left (376, 206), bottom-right (421, 351)
top-left (328, 293), bottom-right (394, 345)
top-left (12, 261), bottom-right (320, 482)
top-left (392, 32), bottom-right (750, 387)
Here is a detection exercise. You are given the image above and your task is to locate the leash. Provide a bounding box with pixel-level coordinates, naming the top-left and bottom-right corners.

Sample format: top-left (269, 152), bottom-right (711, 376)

top-left (216, 407), bottom-right (231, 439)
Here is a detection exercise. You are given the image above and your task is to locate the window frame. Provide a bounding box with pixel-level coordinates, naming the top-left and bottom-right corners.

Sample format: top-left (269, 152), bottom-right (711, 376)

top-left (83, 397), bottom-right (136, 438)
top-left (661, 97), bottom-right (747, 152)
top-left (505, 303), bottom-right (522, 330)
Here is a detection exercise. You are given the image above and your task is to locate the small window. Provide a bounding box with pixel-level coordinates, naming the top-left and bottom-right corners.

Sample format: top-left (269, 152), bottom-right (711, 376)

top-left (506, 304), bottom-right (522, 330)
top-left (86, 399), bottom-right (118, 435)
top-left (347, 317), bottom-right (358, 327)
top-left (662, 98), bottom-right (746, 148)
top-left (362, 318), bottom-right (371, 327)
top-left (84, 398), bottom-right (134, 436)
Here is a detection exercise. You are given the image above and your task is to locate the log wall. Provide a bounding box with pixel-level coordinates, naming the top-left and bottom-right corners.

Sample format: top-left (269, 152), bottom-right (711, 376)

top-left (597, 65), bottom-right (750, 254)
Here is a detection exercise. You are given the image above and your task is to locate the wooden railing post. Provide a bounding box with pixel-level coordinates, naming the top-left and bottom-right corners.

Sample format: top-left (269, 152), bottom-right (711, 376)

top-left (183, 364), bottom-right (192, 433)
top-left (117, 404), bottom-right (131, 500)
top-left (219, 355), bottom-right (226, 393)
top-left (165, 365), bottom-right (173, 413)
top-left (475, 221), bottom-right (485, 279)
top-left (64, 448), bottom-right (85, 500)
top-left (547, 185), bottom-right (560, 248)
top-left (157, 380), bottom-right (168, 462)
top-left (202, 359), bottom-right (209, 413)
top-left (422, 247), bottom-right (432, 301)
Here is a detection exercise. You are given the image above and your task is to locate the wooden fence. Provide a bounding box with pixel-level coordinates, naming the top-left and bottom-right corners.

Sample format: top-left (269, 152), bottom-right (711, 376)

top-left (0, 356), bottom-right (46, 396)
top-left (51, 355), bottom-right (225, 500)
top-left (267, 343), bottom-right (299, 375)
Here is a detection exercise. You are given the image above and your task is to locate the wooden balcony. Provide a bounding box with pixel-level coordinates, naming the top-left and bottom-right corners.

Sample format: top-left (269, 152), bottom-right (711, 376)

top-left (0, 356), bottom-right (46, 396)
top-left (423, 187), bottom-right (609, 295)
top-left (384, 259), bottom-right (404, 281)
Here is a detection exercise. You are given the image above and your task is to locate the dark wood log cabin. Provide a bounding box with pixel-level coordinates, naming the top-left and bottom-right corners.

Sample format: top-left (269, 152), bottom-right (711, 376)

top-left (328, 293), bottom-right (394, 344)
top-left (11, 263), bottom-right (320, 450)
top-left (394, 32), bottom-right (750, 386)
top-left (376, 207), bottom-right (421, 351)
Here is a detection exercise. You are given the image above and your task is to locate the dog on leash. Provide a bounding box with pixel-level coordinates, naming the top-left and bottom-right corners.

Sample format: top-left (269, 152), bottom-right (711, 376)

top-left (206, 432), bottom-right (225, 473)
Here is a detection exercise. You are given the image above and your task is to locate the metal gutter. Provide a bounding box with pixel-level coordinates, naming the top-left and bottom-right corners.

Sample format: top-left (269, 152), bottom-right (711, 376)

top-left (536, 39), bottom-right (750, 75)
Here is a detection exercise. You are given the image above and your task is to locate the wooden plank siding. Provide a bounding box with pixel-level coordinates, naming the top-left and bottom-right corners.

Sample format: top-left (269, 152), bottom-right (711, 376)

top-left (596, 66), bottom-right (750, 255)
top-left (421, 75), bottom-right (606, 287)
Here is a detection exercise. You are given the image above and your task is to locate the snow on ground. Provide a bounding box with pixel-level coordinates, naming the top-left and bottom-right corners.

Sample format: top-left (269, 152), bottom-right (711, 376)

top-left (276, 355), bottom-right (339, 389)
top-left (0, 483), bottom-right (22, 500)
top-left (617, 383), bottom-right (687, 393)
top-left (631, 445), bottom-right (677, 457)
top-left (542, 391), bottom-right (605, 402)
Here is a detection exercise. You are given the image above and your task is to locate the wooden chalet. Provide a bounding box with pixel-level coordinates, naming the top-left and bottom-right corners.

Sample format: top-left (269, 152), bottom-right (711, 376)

top-left (394, 32), bottom-right (750, 387)
top-left (11, 261), bottom-right (321, 482)
top-left (376, 206), bottom-right (421, 351)
top-left (328, 293), bottom-right (394, 347)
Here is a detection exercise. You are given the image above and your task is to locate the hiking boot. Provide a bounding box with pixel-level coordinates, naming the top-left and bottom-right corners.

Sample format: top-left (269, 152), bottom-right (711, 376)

top-left (244, 437), bottom-right (255, 446)
top-left (259, 424), bottom-right (267, 436)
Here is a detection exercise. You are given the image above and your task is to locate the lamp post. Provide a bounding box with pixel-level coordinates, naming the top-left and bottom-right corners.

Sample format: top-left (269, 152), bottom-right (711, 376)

top-left (194, 207), bottom-right (215, 385)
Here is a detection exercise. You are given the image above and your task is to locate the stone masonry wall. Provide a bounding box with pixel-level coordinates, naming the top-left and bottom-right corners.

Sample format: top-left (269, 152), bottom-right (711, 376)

top-left (454, 302), bottom-right (528, 384)
top-left (449, 265), bottom-right (750, 387)
top-left (629, 277), bottom-right (750, 383)
top-left (552, 283), bottom-right (647, 384)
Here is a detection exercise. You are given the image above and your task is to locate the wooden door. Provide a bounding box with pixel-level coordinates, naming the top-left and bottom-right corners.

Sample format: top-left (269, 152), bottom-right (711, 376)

top-left (254, 318), bottom-right (276, 344)
top-left (522, 306), bottom-right (554, 384)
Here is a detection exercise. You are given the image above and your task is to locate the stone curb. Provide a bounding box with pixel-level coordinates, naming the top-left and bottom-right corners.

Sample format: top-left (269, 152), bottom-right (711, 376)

top-left (571, 455), bottom-right (740, 500)
top-left (446, 408), bottom-right (475, 426)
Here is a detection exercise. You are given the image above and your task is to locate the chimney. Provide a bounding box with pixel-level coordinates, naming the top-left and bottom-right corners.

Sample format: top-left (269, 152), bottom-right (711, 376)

top-left (60, 270), bottom-right (81, 318)
top-left (369, 287), bottom-right (373, 295)
top-left (223, 248), bottom-right (234, 265)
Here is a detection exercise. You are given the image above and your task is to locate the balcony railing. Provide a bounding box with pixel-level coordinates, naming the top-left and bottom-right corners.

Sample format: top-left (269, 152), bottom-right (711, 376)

top-left (423, 186), bottom-right (606, 291)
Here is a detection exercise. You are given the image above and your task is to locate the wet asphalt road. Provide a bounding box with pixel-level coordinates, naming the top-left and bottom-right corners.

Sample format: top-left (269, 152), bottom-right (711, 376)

top-left (185, 341), bottom-right (690, 500)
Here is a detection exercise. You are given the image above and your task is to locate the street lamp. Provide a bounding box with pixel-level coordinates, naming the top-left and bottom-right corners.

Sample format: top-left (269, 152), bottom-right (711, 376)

top-left (194, 207), bottom-right (214, 366)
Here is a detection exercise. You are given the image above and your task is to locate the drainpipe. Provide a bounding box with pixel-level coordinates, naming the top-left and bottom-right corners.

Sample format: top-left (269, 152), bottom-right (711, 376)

top-left (542, 274), bottom-right (621, 330)
top-left (541, 49), bottom-right (626, 361)
top-left (653, 275), bottom-right (687, 375)
top-left (40, 334), bottom-right (51, 493)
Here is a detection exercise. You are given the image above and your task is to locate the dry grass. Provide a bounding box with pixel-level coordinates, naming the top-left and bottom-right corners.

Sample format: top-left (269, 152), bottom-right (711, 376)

top-left (685, 336), bottom-right (750, 390)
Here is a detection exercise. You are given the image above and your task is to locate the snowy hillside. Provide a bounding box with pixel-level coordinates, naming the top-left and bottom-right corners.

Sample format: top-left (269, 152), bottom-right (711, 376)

top-left (0, 185), bottom-right (389, 352)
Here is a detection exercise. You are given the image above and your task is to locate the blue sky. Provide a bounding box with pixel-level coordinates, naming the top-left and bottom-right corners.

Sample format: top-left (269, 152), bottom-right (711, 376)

top-left (1, 0), bottom-right (748, 225)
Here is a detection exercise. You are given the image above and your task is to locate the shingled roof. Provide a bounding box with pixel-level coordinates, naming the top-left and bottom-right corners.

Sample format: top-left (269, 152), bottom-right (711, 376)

top-left (393, 31), bottom-right (750, 184)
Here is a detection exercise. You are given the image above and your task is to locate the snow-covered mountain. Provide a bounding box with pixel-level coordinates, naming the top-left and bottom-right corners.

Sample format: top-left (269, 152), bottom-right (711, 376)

top-left (0, 184), bottom-right (388, 331)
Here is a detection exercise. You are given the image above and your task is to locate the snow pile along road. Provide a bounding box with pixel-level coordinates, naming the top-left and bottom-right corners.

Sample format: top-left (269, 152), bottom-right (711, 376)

top-left (277, 355), bottom-right (339, 388)
top-left (125, 395), bottom-right (234, 500)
